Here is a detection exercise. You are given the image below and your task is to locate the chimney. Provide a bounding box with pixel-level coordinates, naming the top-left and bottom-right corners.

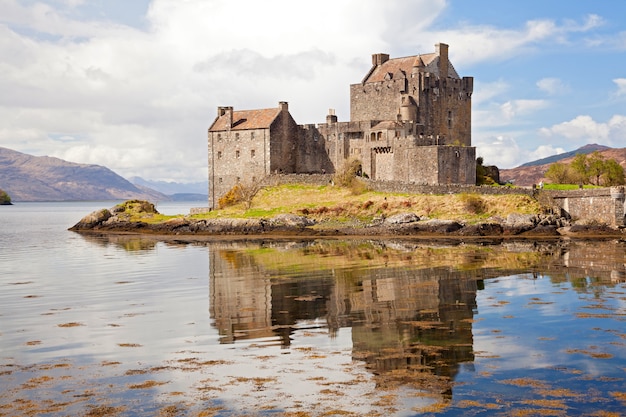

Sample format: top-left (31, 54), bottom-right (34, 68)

top-left (436, 43), bottom-right (448, 78)
top-left (371, 53), bottom-right (390, 66)
top-left (279, 101), bottom-right (288, 112)
top-left (218, 106), bottom-right (233, 127)
top-left (326, 108), bottom-right (337, 124)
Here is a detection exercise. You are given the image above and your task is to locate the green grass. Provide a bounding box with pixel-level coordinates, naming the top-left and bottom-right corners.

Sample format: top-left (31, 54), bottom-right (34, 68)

top-left (543, 183), bottom-right (602, 190)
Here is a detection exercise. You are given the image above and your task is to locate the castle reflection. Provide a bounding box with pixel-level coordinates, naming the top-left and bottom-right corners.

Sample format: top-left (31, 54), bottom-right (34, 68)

top-left (208, 240), bottom-right (513, 395)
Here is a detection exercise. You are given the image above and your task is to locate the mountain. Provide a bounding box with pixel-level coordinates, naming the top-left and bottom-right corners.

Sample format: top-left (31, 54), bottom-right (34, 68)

top-left (500, 144), bottom-right (626, 186)
top-left (518, 144), bottom-right (612, 167)
top-left (130, 177), bottom-right (208, 201)
top-left (0, 147), bottom-right (168, 202)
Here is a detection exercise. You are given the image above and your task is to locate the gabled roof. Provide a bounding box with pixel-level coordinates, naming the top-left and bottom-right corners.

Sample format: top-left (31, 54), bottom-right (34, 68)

top-left (209, 107), bottom-right (281, 132)
top-left (363, 53), bottom-right (459, 83)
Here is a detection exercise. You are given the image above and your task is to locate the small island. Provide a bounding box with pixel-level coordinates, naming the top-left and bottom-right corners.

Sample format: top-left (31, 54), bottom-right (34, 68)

top-left (69, 183), bottom-right (625, 239)
top-left (0, 188), bottom-right (12, 205)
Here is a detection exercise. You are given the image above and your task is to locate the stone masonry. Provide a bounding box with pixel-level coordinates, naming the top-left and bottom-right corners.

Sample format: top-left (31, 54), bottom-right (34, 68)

top-left (208, 43), bottom-right (475, 209)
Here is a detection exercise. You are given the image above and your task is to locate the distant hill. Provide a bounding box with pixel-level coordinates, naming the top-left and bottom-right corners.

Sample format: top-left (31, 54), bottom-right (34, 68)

top-left (519, 144), bottom-right (612, 167)
top-left (130, 177), bottom-right (208, 201)
top-left (500, 144), bottom-right (626, 186)
top-left (0, 147), bottom-right (168, 202)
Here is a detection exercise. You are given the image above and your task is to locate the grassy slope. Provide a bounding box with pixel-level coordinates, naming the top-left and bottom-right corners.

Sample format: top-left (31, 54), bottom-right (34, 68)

top-left (189, 183), bottom-right (542, 225)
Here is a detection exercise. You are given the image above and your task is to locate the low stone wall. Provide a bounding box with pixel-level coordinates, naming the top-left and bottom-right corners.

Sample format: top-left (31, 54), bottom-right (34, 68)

top-left (545, 187), bottom-right (625, 227)
top-left (260, 174), bottom-right (535, 196)
top-left (361, 180), bottom-right (535, 196)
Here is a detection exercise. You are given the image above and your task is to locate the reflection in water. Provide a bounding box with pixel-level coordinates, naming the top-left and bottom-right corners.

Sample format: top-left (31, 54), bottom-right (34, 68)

top-left (3, 233), bottom-right (626, 416)
top-left (207, 240), bottom-right (553, 401)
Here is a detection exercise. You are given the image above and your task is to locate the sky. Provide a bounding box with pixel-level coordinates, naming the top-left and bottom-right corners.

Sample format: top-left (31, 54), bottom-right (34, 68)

top-left (1, 0), bottom-right (625, 183)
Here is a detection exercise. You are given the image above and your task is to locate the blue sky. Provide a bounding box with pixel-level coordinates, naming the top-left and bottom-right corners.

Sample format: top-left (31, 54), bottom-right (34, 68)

top-left (1, 0), bottom-right (625, 183)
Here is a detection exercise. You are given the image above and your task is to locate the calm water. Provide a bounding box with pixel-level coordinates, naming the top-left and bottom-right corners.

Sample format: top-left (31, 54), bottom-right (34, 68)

top-left (1, 202), bottom-right (625, 416)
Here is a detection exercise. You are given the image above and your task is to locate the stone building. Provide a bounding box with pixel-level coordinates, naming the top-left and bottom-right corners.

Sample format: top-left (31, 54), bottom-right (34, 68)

top-left (208, 43), bottom-right (475, 208)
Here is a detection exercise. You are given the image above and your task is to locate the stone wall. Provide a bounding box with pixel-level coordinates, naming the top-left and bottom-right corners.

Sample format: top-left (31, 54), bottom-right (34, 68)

top-left (259, 174), bottom-right (534, 197)
top-left (546, 187), bottom-right (625, 227)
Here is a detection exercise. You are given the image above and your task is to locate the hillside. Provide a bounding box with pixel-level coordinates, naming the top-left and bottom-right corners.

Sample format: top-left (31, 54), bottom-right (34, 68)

top-left (0, 147), bottom-right (168, 202)
top-left (500, 145), bottom-right (626, 186)
top-left (130, 176), bottom-right (208, 202)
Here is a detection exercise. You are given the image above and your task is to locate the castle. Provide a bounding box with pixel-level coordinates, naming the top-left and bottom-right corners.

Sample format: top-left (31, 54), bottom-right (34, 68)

top-left (208, 43), bottom-right (475, 208)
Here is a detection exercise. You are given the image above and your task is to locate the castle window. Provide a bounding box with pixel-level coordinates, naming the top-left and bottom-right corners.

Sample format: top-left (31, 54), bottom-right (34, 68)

top-left (218, 177), bottom-right (223, 183)
top-left (235, 150), bottom-right (240, 158)
top-left (217, 151), bottom-right (222, 159)
top-left (251, 149), bottom-right (255, 158)
top-left (236, 177), bottom-right (240, 182)
top-left (448, 111), bottom-right (452, 128)
top-left (235, 133), bottom-right (240, 140)
top-left (250, 132), bottom-right (255, 139)
top-left (370, 132), bottom-right (376, 142)
top-left (377, 132), bottom-right (383, 141)
top-left (217, 134), bottom-right (222, 141)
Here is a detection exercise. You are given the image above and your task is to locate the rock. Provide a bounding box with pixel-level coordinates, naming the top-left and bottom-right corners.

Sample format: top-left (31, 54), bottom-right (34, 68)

top-left (419, 219), bottom-right (463, 234)
top-left (269, 214), bottom-right (316, 227)
top-left (456, 222), bottom-right (503, 236)
top-left (506, 213), bottom-right (536, 228)
top-left (70, 208), bottom-right (112, 229)
top-left (384, 213), bottom-right (420, 224)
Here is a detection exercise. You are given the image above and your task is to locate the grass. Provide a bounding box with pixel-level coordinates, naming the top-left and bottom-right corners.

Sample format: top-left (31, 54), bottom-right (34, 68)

top-left (543, 183), bottom-right (602, 190)
top-left (189, 184), bottom-right (543, 224)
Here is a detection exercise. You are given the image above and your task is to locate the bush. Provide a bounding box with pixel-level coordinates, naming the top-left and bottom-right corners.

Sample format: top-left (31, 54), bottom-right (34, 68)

top-left (0, 189), bottom-right (11, 204)
top-left (218, 184), bottom-right (244, 209)
top-left (459, 193), bottom-right (485, 214)
top-left (333, 158), bottom-right (370, 195)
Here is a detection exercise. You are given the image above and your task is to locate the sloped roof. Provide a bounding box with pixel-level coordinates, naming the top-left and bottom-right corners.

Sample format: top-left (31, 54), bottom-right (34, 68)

top-left (209, 107), bottom-right (281, 132)
top-left (363, 53), bottom-right (460, 83)
top-left (364, 54), bottom-right (435, 83)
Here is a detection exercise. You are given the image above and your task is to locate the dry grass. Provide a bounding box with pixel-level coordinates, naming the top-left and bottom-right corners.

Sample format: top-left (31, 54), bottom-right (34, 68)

top-left (193, 184), bottom-right (541, 224)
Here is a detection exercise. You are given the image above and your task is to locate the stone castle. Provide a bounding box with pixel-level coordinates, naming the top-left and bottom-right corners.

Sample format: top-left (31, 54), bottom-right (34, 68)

top-left (208, 43), bottom-right (475, 208)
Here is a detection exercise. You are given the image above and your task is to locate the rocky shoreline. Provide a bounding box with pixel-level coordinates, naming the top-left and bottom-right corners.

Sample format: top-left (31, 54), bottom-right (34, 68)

top-left (69, 201), bottom-right (625, 239)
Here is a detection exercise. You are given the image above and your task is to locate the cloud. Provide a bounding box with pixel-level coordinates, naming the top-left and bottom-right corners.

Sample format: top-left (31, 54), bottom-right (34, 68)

top-left (0, 1), bottom-right (621, 182)
top-left (474, 135), bottom-right (565, 169)
top-left (536, 77), bottom-right (569, 95)
top-left (613, 78), bottom-right (626, 97)
top-left (539, 115), bottom-right (626, 148)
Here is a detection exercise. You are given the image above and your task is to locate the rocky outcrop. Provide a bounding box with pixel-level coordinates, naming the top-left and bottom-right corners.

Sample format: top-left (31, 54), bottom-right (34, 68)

top-left (69, 201), bottom-right (625, 239)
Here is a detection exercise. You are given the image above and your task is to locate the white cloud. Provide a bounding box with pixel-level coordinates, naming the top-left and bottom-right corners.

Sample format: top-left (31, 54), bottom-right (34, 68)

top-left (0, 1), bottom-right (620, 182)
top-left (613, 78), bottom-right (626, 97)
top-left (539, 115), bottom-right (626, 148)
top-left (475, 135), bottom-right (565, 169)
top-left (537, 77), bottom-right (569, 95)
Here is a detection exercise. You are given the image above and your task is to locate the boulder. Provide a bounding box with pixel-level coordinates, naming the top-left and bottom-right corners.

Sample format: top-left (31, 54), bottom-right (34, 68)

top-left (269, 214), bottom-right (316, 227)
top-left (70, 208), bottom-right (112, 230)
top-left (384, 213), bottom-right (420, 224)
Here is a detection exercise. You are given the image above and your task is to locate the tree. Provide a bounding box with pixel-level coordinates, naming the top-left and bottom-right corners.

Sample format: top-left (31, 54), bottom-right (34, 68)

top-left (544, 162), bottom-right (571, 184)
top-left (544, 152), bottom-right (625, 186)
top-left (570, 153), bottom-right (589, 184)
top-left (603, 159), bottom-right (625, 186)
top-left (587, 151), bottom-right (606, 186)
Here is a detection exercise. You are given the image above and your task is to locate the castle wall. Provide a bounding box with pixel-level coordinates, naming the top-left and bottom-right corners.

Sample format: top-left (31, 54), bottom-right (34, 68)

top-left (269, 110), bottom-right (300, 174)
top-left (298, 125), bottom-right (335, 173)
top-left (208, 128), bottom-right (270, 208)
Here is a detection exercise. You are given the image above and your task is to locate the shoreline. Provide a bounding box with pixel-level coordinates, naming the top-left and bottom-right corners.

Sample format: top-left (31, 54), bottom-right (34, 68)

top-left (69, 203), bottom-right (626, 241)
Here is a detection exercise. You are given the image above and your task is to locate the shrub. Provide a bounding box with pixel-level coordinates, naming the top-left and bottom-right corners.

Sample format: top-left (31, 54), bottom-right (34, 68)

top-left (0, 189), bottom-right (11, 204)
top-left (459, 193), bottom-right (485, 214)
top-left (218, 184), bottom-right (244, 209)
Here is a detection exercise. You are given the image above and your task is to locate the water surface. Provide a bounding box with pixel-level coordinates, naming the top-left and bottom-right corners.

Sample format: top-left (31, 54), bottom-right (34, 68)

top-left (1, 202), bottom-right (625, 416)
